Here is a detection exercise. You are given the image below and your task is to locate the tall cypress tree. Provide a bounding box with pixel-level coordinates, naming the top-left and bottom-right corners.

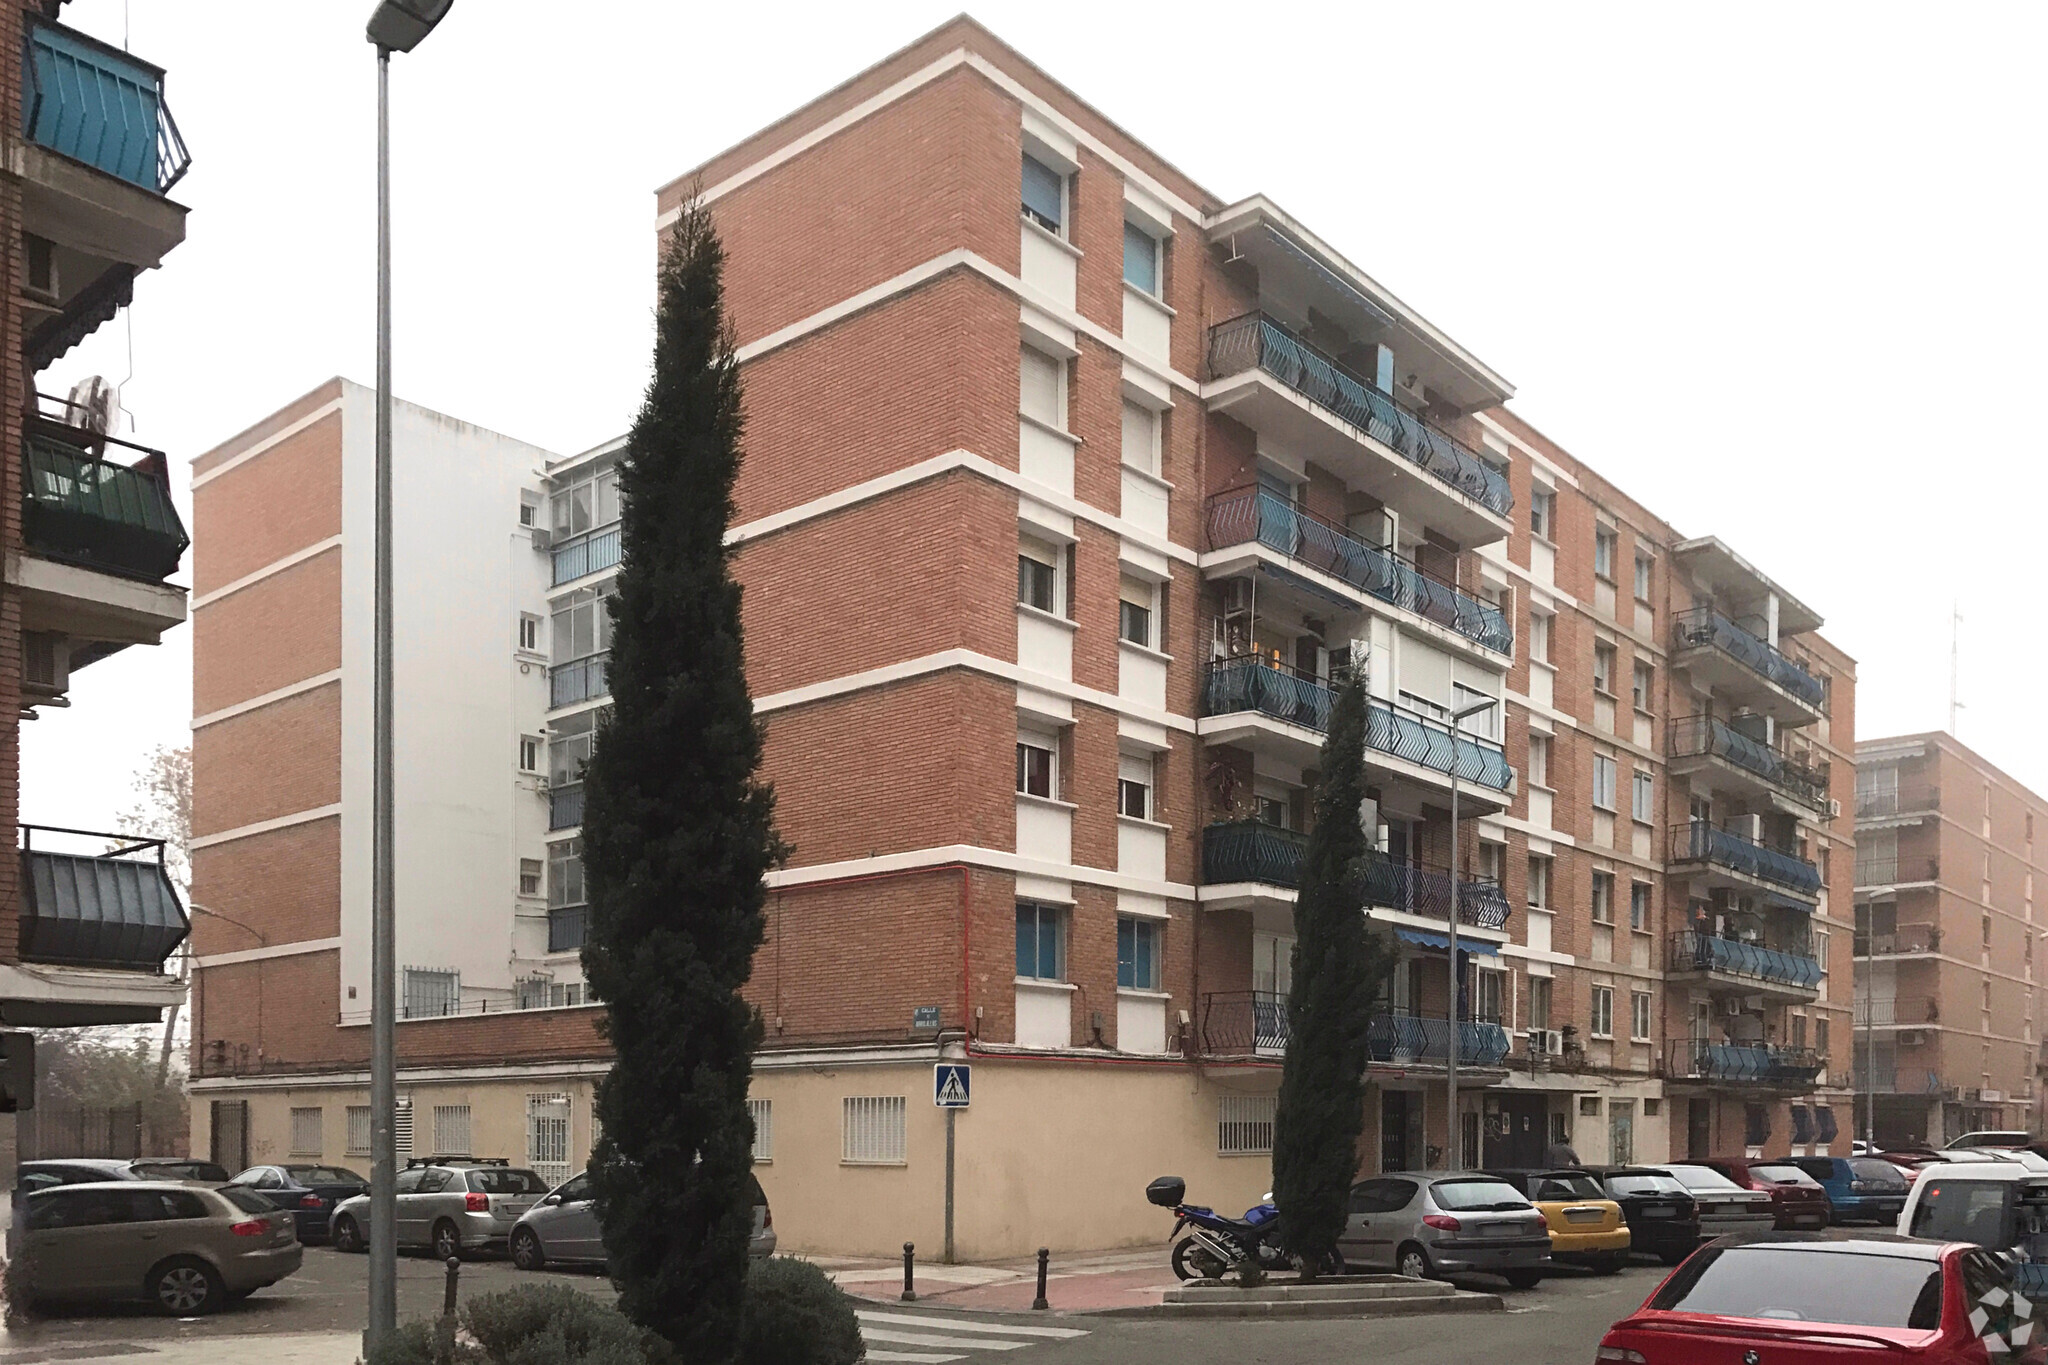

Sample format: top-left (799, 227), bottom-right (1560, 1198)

top-left (1271, 671), bottom-right (1392, 1275)
top-left (582, 196), bottom-right (784, 1359)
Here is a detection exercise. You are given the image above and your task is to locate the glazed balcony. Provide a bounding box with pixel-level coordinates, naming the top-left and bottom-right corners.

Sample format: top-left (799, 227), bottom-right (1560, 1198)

top-left (1204, 313), bottom-right (1511, 545)
top-left (1667, 821), bottom-right (1822, 902)
top-left (551, 524), bottom-right (620, 586)
top-left (1667, 715), bottom-right (1830, 815)
top-left (1199, 990), bottom-right (1288, 1058)
top-left (1671, 606), bottom-right (1824, 725)
top-left (549, 784), bottom-right (585, 832)
top-left (1665, 1039), bottom-right (1823, 1089)
top-left (19, 824), bottom-right (188, 972)
top-left (549, 652), bottom-right (609, 709)
top-left (1203, 487), bottom-right (1511, 656)
top-left (1366, 1011), bottom-right (1511, 1070)
top-left (1667, 930), bottom-right (1821, 1001)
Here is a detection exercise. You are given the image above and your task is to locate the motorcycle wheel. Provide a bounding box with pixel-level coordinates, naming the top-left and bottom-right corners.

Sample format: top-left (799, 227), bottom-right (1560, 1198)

top-left (1170, 1237), bottom-right (1227, 1281)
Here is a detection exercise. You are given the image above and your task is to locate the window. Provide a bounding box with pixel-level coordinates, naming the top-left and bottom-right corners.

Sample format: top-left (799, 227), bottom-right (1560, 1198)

top-left (1634, 551), bottom-right (1653, 601)
top-left (1984, 979), bottom-right (1994, 1012)
top-left (1527, 734), bottom-right (1551, 788)
top-left (346, 1106), bottom-right (372, 1156)
top-left (1530, 976), bottom-right (1553, 1031)
top-left (1015, 901), bottom-right (1065, 981)
top-left (1984, 914), bottom-right (1994, 948)
top-left (550, 465), bottom-right (620, 540)
top-left (518, 613), bottom-right (540, 652)
top-left (550, 709), bottom-right (599, 790)
top-left (1118, 575), bottom-right (1155, 648)
top-left (1123, 220), bottom-right (1160, 295)
top-left (1630, 880), bottom-right (1651, 931)
top-left (1453, 683), bottom-right (1499, 739)
top-left (842, 1096), bottom-right (907, 1165)
top-left (1591, 986), bottom-right (1615, 1038)
top-left (1530, 487), bottom-right (1555, 541)
top-left (1021, 152), bottom-right (1064, 235)
top-left (1475, 967), bottom-right (1505, 1022)
top-left (1121, 400), bottom-right (1159, 475)
top-left (527, 1093), bottom-right (572, 1186)
top-left (1016, 740), bottom-right (1055, 799)
top-left (433, 1105), bottom-right (473, 1158)
top-left (1218, 1094), bottom-right (1277, 1156)
top-left (1117, 916), bottom-right (1160, 990)
top-left (518, 736), bottom-right (539, 773)
top-left (1816, 1018), bottom-right (1829, 1057)
top-left (1633, 769), bottom-right (1655, 823)
top-left (519, 858), bottom-right (543, 897)
top-left (518, 501), bottom-right (537, 529)
top-left (402, 969), bottom-right (458, 1019)
top-left (1019, 346), bottom-right (1064, 429)
top-left (1593, 755), bottom-right (1617, 811)
top-left (1018, 533), bottom-right (1059, 613)
top-left (549, 982), bottom-right (585, 1008)
top-left (1631, 991), bottom-right (1653, 1041)
top-left (1118, 752), bottom-right (1153, 821)
top-left (1814, 929), bottom-right (1830, 975)
top-left (1529, 612), bottom-right (1552, 663)
top-left (1593, 643), bottom-right (1616, 694)
top-left (552, 586), bottom-right (614, 667)
top-left (1527, 855), bottom-right (1552, 910)
top-left (1595, 526), bottom-right (1617, 580)
top-left (748, 1098), bottom-right (773, 1163)
top-left (1790, 1014), bottom-right (1806, 1048)
top-left (290, 1107), bottom-right (322, 1157)
top-left (549, 839), bottom-right (585, 909)
top-left (1592, 871), bottom-right (1615, 924)
top-left (1633, 660), bottom-right (1654, 711)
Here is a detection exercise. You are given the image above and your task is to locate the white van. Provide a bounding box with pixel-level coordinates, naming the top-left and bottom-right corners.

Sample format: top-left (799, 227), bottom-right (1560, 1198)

top-left (1895, 1159), bottom-right (2048, 1275)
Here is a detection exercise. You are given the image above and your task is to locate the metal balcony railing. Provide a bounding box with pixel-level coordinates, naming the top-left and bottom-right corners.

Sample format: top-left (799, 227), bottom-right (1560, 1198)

top-left (1667, 715), bottom-right (1830, 811)
top-left (1665, 1039), bottom-right (1823, 1086)
top-left (1854, 855), bottom-right (1939, 888)
top-left (1668, 930), bottom-right (1821, 992)
top-left (1202, 819), bottom-right (1307, 887)
top-left (1205, 487), bottom-right (1512, 654)
top-left (550, 653), bottom-right (609, 709)
top-left (1366, 1012), bottom-right (1512, 1068)
top-left (547, 907), bottom-right (588, 954)
top-left (1206, 313), bottom-right (1513, 518)
top-left (552, 524), bottom-right (621, 586)
top-left (24, 16), bottom-right (188, 192)
top-left (1202, 655), bottom-right (1333, 733)
top-left (1854, 923), bottom-right (1942, 956)
top-left (22, 424), bottom-right (187, 582)
top-left (549, 784), bottom-right (585, 831)
top-left (1359, 858), bottom-right (1512, 931)
top-left (1199, 990), bottom-right (1289, 1056)
top-left (1366, 697), bottom-right (1514, 792)
top-left (1668, 822), bottom-right (1823, 897)
top-left (1671, 607), bottom-right (1825, 708)
top-left (1854, 997), bottom-right (1939, 1026)
top-left (1853, 1065), bottom-right (1944, 1095)
top-left (18, 824), bottom-right (188, 972)
top-left (1855, 783), bottom-right (1940, 819)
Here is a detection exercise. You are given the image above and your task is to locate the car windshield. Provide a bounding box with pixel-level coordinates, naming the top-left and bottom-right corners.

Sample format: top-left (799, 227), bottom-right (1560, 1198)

top-left (1651, 1246), bottom-right (1944, 1329)
top-left (1850, 1158), bottom-right (1908, 1184)
top-left (1748, 1164), bottom-right (1823, 1188)
top-left (1430, 1180), bottom-right (1529, 1212)
top-left (218, 1188), bottom-right (276, 1216)
top-left (1667, 1165), bottom-right (1743, 1192)
top-left (1533, 1172), bottom-right (1606, 1201)
top-left (1609, 1174), bottom-right (1689, 1197)
top-left (287, 1166), bottom-right (365, 1185)
top-left (468, 1169), bottom-right (549, 1195)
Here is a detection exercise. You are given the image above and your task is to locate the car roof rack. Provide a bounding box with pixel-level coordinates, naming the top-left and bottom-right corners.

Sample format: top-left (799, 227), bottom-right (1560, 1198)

top-left (405, 1155), bottom-right (510, 1168)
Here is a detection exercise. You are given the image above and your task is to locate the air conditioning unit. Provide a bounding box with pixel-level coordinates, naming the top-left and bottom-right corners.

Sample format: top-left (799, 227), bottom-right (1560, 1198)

top-left (1222, 578), bottom-right (1253, 615)
top-left (1828, 798), bottom-right (1843, 819)
top-left (530, 526), bottom-right (553, 551)
top-left (1721, 998), bottom-right (1746, 1017)
top-left (1898, 1029), bottom-right (1928, 1047)
top-left (1528, 1029), bottom-right (1563, 1057)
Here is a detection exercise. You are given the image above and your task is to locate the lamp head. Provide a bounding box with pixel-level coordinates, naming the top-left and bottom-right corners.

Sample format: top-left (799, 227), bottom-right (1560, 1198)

top-left (367, 0), bottom-right (453, 52)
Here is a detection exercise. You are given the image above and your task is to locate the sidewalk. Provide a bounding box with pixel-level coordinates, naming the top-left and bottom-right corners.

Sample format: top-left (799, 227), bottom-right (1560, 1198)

top-left (0, 1331), bottom-right (365, 1365)
top-left (824, 1245), bottom-right (1178, 1313)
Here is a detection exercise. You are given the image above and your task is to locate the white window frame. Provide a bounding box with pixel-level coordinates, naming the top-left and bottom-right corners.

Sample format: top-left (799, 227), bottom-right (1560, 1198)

top-left (1593, 643), bottom-right (1616, 696)
top-left (1015, 899), bottom-right (1067, 983)
top-left (842, 1096), bottom-right (908, 1165)
top-left (1016, 734), bottom-right (1057, 800)
top-left (1117, 914), bottom-right (1161, 991)
top-left (1630, 879), bottom-right (1651, 932)
top-left (1633, 660), bottom-right (1654, 712)
top-left (1018, 532), bottom-right (1063, 616)
top-left (1631, 991), bottom-right (1653, 1041)
top-left (518, 613), bottom-right (541, 653)
top-left (519, 857), bottom-right (543, 898)
top-left (748, 1098), bottom-right (773, 1163)
top-left (519, 736), bottom-right (540, 773)
top-left (1117, 751), bottom-right (1154, 821)
top-left (526, 1093), bottom-right (572, 1187)
top-left (1634, 551), bottom-right (1654, 602)
top-left (402, 968), bottom-right (459, 1019)
top-left (1595, 526), bottom-right (1617, 580)
top-left (1529, 611), bottom-right (1552, 664)
top-left (1530, 487), bottom-right (1555, 542)
top-left (1527, 733), bottom-right (1551, 789)
top-left (1593, 755), bottom-right (1618, 811)
top-left (1591, 986), bottom-right (1615, 1039)
top-left (1218, 1093), bottom-right (1277, 1156)
top-left (1527, 854), bottom-right (1552, 910)
top-left (289, 1106), bottom-right (322, 1157)
top-left (1632, 769), bottom-right (1655, 824)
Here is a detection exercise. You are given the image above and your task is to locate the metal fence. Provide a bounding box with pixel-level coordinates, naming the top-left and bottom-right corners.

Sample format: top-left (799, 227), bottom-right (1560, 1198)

top-left (19, 1103), bottom-right (185, 1162)
top-left (1668, 930), bottom-right (1822, 991)
top-left (1667, 821), bottom-right (1822, 896)
top-left (1365, 697), bottom-right (1514, 791)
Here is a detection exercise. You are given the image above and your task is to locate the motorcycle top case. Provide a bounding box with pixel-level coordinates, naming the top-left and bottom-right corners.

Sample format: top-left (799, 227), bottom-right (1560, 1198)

top-left (1146, 1176), bottom-right (1187, 1208)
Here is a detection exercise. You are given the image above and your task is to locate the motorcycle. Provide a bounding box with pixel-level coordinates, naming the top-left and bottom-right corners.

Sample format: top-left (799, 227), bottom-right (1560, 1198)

top-left (1146, 1176), bottom-right (1345, 1280)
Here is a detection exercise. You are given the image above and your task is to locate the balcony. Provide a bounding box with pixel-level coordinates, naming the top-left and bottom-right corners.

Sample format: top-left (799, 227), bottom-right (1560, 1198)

top-left (1665, 1039), bottom-right (1823, 1089)
top-left (1199, 990), bottom-right (1288, 1058)
top-left (1367, 1011), bottom-right (1511, 1070)
top-left (1202, 819), bottom-right (1306, 889)
top-left (22, 422), bottom-right (186, 583)
top-left (1853, 1064), bottom-right (1944, 1096)
top-left (1854, 998), bottom-right (1939, 1027)
top-left (1856, 783), bottom-right (1940, 821)
top-left (1667, 930), bottom-right (1821, 1000)
top-left (549, 784), bottom-right (585, 832)
top-left (552, 525), bottom-right (620, 586)
top-left (1203, 313), bottom-right (1512, 545)
top-left (18, 825), bottom-right (188, 972)
top-left (547, 907), bottom-right (588, 954)
top-left (1204, 487), bottom-right (1511, 655)
top-left (1671, 607), bottom-right (1824, 724)
top-left (1202, 655), bottom-right (1332, 734)
top-left (24, 18), bottom-right (187, 194)
top-left (1367, 696), bottom-right (1514, 795)
top-left (1854, 922), bottom-right (1942, 957)
top-left (1359, 858), bottom-right (1512, 931)
top-left (1855, 855), bottom-right (1939, 890)
top-left (1667, 715), bottom-right (1830, 815)
top-left (1667, 822), bottom-right (1822, 902)
top-left (550, 653), bottom-right (609, 709)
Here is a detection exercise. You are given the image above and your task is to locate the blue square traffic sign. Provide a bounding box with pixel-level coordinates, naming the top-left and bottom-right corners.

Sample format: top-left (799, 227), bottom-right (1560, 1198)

top-left (934, 1063), bottom-right (970, 1109)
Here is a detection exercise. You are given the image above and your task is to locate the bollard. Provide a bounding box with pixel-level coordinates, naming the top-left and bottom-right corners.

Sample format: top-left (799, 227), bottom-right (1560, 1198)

top-left (442, 1255), bottom-right (461, 1319)
top-left (1032, 1247), bottom-right (1049, 1311)
top-left (901, 1242), bottom-right (917, 1302)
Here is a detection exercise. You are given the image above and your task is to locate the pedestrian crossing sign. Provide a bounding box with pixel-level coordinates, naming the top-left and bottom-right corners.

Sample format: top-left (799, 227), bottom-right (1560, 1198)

top-left (934, 1063), bottom-right (970, 1109)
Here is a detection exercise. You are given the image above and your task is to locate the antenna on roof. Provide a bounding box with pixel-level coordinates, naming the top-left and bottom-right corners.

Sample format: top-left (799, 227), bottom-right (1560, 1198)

top-left (1949, 602), bottom-right (1964, 737)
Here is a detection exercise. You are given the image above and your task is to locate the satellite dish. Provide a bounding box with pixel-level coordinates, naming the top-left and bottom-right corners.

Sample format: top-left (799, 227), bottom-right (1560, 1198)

top-left (65, 376), bottom-right (116, 437)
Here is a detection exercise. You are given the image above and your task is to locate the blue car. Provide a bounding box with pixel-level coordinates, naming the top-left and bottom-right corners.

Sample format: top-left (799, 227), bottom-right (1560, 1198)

top-left (1787, 1155), bottom-right (1909, 1225)
top-left (224, 1163), bottom-right (369, 1242)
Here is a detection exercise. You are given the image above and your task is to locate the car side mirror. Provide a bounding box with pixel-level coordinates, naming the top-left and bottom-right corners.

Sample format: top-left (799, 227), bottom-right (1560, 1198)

top-left (542, 1194), bottom-right (561, 1206)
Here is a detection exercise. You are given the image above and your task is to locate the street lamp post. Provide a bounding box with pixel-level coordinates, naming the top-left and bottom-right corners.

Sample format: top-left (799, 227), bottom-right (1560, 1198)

top-left (363, 2), bottom-right (452, 1352)
top-left (1445, 696), bottom-right (1499, 1172)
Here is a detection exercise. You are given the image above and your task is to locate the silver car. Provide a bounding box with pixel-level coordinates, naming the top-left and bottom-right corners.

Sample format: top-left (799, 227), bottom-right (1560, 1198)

top-left (1340, 1171), bottom-right (1551, 1288)
top-left (509, 1170), bottom-right (777, 1271)
top-left (19, 1181), bottom-right (302, 1315)
top-left (1662, 1163), bottom-right (1774, 1240)
top-left (331, 1159), bottom-right (550, 1260)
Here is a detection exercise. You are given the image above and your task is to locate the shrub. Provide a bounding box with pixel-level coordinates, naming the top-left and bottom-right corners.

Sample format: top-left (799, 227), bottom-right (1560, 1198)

top-left (737, 1257), bottom-right (863, 1365)
top-left (464, 1284), bottom-right (667, 1365)
top-left (366, 1317), bottom-right (477, 1365)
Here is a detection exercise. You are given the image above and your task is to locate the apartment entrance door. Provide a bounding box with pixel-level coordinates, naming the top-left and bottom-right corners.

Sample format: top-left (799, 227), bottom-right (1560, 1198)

top-left (1609, 1100), bottom-right (1636, 1165)
top-left (1487, 1093), bottom-right (1548, 1169)
top-left (1381, 1090), bottom-right (1417, 1171)
top-left (1688, 1098), bottom-right (1712, 1159)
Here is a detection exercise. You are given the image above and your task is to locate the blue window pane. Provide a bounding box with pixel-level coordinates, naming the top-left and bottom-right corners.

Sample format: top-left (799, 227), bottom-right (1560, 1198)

top-left (1116, 917), bottom-right (1134, 988)
top-left (1016, 905), bottom-right (1035, 978)
top-left (1137, 922), bottom-right (1155, 989)
top-left (1022, 154), bottom-right (1063, 233)
top-left (1038, 917), bottom-right (1060, 980)
top-left (1123, 222), bottom-right (1158, 295)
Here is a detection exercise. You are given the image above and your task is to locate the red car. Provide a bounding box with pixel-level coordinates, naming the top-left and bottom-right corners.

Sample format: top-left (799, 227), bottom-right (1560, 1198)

top-left (1597, 1231), bottom-right (2046, 1364)
top-left (1698, 1158), bottom-right (1833, 1230)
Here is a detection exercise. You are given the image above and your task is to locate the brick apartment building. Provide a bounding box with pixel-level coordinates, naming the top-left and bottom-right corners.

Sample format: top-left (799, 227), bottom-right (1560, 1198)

top-left (0, 0), bottom-right (193, 1155)
top-left (187, 16), bottom-right (1858, 1255)
top-left (1853, 733), bottom-right (2046, 1146)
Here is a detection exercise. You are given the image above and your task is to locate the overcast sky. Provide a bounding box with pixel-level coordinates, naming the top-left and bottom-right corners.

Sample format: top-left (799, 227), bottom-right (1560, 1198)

top-left (27, 1), bottom-right (2048, 833)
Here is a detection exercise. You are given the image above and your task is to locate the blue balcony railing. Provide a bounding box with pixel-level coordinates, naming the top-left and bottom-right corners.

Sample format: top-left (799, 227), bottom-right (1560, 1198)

top-left (547, 906), bottom-right (588, 954)
top-left (1669, 930), bottom-right (1822, 992)
top-left (549, 784), bottom-right (585, 831)
top-left (1199, 990), bottom-right (1289, 1056)
top-left (1205, 488), bottom-right (1512, 654)
top-left (552, 525), bottom-right (621, 586)
top-left (1206, 313), bottom-right (1512, 518)
top-left (550, 653), bottom-right (609, 709)
top-left (1673, 607), bottom-right (1824, 709)
top-left (1367, 698), bottom-right (1513, 792)
top-left (1202, 655), bottom-right (1333, 732)
top-left (1202, 819), bottom-right (1307, 888)
top-left (24, 17), bottom-right (188, 192)
top-left (1668, 715), bottom-right (1829, 811)
top-left (1666, 1039), bottom-right (1823, 1087)
top-left (1358, 858), bottom-right (1511, 931)
top-left (1367, 1012), bottom-right (1511, 1068)
top-left (1668, 821), bottom-right (1823, 898)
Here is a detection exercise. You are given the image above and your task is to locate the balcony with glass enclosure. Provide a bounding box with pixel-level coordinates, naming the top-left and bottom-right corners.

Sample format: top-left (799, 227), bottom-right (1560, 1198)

top-left (1667, 715), bottom-right (1830, 817)
top-left (1671, 606), bottom-right (1825, 726)
top-left (548, 460), bottom-right (620, 587)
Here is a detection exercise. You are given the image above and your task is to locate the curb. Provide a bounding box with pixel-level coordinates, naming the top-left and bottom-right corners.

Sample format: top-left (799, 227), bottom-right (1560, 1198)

top-left (1090, 1290), bottom-right (1506, 1319)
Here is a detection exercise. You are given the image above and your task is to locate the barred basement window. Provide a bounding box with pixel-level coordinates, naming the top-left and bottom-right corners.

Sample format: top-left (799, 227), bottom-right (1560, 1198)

top-left (403, 968), bottom-right (458, 1019)
top-left (393, 1099), bottom-right (413, 1158)
top-left (290, 1106), bottom-right (323, 1157)
top-left (749, 1098), bottom-right (773, 1163)
top-left (842, 1096), bottom-right (906, 1165)
top-left (433, 1105), bottom-right (473, 1157)
top-left (346, 1106), bottom-right (371, 1156)
top-left (1218, 1094), bottom-right (1277, 1156)
top-left (526, 1093), bottom-right (571, 1188)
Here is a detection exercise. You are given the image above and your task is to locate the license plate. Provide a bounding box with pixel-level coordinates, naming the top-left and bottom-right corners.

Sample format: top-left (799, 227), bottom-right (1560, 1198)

top-left (500, 1203), bottom-right (532, 1218)
top-left (1641, 1205), bottom-right (1674, 1217)
top-left (1565, 1208), bottom-right (1606, 1224)
top-left (1480, 1223), bottom-right (1525, 1238)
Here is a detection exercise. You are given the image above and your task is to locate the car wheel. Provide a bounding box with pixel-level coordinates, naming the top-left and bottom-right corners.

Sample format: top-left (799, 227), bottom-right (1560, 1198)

top-left (1169, 1238), bottom-right (1225, 1281)
top-left (149, 1258), bottom-right (224, 1316)
top-left (1502, 1270), bottom-right (1542, 1291)
top-left (431, 1220), bottom-right (462, 1262)
top-left (332, 1216), bottom-right (365, 1254)
top-left (511, 1228), bottom-right (546, 1272)
top-left (1396, 1243), bottom-right (1433, 1280)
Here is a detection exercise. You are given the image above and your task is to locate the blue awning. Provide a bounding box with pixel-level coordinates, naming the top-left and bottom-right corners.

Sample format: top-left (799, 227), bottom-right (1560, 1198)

top-left (1395, 928), bottom-right (1498, 956)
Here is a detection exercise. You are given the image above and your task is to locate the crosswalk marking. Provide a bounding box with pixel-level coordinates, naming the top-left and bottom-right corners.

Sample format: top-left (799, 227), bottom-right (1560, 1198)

top-left (865, 1353), bottom-right (966, 1364)
top-left (853, 1306), bottom-right (1091, 1361)
top-left (859, 1328), bottom-right (1029, 1351)
top-left (856, 1310), bottom-right (1089, 1339)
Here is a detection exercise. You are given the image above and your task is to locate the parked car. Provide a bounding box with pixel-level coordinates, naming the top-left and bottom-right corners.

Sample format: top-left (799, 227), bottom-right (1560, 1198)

top-left (1897, 1158), bottom-right (2048, 1266)
top-left (1338, 1172), bottom-right (1550, 1289)
top-left (1596, 1231), bottom-right (2045, 1364)
top-left (1481, 1168), bottom-right (1630, 1273)
top-left (17, 1158), bottom-right (142, 1194)
top-left (17, 1181), bottom-right (302, 1315)
top-left (1661, 1164), bottom-right (1775, 1240)
top-left (331, 1158), bottom-right (551, 1260)
top-left (126, 1159), bottom-right (231, 1184)
top-left (1789, 1155), bottom-right (1912, 1225)
top-left (508, 1171), bottom-right (777, 1271)
top-left (1583, 1167), bottom-right (1701, 1265)
top-left (1946, 1130), bottom-right (2033, 1151)
top-left (225, 1164), bottom-right (369, 1242)
top-left (1696, 1157), bottom-right (1832, 1230)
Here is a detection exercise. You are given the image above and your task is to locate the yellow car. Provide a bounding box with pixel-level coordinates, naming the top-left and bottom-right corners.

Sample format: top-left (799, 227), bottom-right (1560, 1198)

top-left (1487, 1167), bottom-right (1631, 1273)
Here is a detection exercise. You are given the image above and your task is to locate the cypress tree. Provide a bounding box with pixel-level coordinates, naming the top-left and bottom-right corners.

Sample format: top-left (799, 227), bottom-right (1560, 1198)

top-left (581, 196), bottom-right (784, 1359)
top-left (1270, 671), bottom-right (1392, 1275)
